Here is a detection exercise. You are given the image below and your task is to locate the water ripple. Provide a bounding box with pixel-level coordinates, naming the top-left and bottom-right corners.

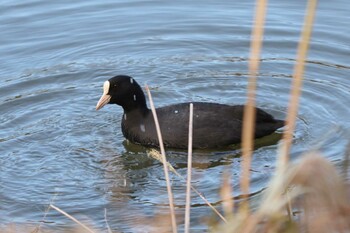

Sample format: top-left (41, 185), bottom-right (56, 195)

top-left (1, 0), bottom-right (349, 230)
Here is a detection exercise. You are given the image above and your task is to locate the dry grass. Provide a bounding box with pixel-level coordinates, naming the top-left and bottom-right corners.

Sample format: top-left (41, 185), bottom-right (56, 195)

top-left (3, 155), bottom-right (349, 232)
top-left (147, 149), bottom-right (227, 223)
top-left (220, 171), bottom-right (234, 218)
top-left (240, 0), bottom-right (268, 214)
top-left (184, 103), bottom-right (194, 233)
top-left (48, 204), bottom-right (96, 233)
top-left (145, 85), bottom-right (178, 233)
top-left (213, 152), bottom-right (350, 233)
top-left (279, 0), bottom-right (318, 169)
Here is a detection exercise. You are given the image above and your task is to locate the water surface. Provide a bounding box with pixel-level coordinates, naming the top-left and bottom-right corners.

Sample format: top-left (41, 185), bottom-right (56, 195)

top-left (1, 0), bottom-right (350, 231)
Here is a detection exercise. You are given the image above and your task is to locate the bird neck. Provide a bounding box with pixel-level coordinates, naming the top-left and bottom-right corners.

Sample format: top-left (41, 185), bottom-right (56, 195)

top-left (122, 91), bottom-right (149, 114)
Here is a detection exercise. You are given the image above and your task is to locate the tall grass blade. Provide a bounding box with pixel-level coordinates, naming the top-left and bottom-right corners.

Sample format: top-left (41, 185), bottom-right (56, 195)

top-left (31, 194), bottom-right (58, 233)
top-left (342, 141), bottom-right (350, 179)
top-left (49, 204), bottom-right (96, 233)
top-left (145, 85), bottom-right (178, 233)
top-left (184, 103), bottom-right (193, 233)
top-left (104, 208), bottom-right (113, 233)
top-left (240, 0), bottom-right (268, 213)
top-left (147, 149), bottom-right (227, 223)
top-left (220, 171), bottom-right (234, 218)
top-left (279, 0), bottom-right (318, 169)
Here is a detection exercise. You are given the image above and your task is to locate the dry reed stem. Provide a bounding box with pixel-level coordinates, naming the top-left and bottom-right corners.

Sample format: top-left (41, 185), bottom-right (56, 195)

top-left (184, 103), bottom-right (193, 233)
top-left (229, 152), bottom-right (350, 233)
top-left (145, 85), bottom-right (178, 233)
top-left (342, 141), bottom-right (350, 179)
top-left (104, 208), bottom-right (113, 233)
top-left (188, 180), bottom-right (227, 223)
top-left (49, 204), bottom-right (96, 233)
top-left (240, 0), bottom-right (268, 213)
top-left (31, 194), bottom-right (58, 233)
top-left (279, 0), bottom-right (318, 169)
top-left (147, 149), bottom-right (227, 223)
top-left (31, 203), bottom-right (51, 233)
top-left (220, 171), bottom-right (234, 218)
top-left (286, 189), bottom-right (293, 219)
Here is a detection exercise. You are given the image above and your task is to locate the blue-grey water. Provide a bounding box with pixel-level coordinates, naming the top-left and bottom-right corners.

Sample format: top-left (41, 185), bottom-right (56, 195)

top-left (1, 0), bottom-right (349, 232)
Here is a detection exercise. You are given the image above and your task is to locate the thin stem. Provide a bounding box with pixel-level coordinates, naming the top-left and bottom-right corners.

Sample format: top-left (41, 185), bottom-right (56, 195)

top-left (145, 85), bottom-right (178, 233)
top-left (105, 208), bottom-right (113, 233)
top-left (147, 149), bottom-right (227, 223)
top-left (279, 0), bottom-right (317, 170)
top-left (240, 0), bottom-right (268, 213)
top-left (184, 103), bottom-right (194, 233)
top-left (220, 171), bottom-right (234, 217)
top-left (50, 204), bottom-right (95, 233)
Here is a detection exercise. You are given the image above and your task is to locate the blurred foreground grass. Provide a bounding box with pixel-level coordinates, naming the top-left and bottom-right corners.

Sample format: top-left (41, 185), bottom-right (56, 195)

top-left (1, 151), bottom-right (349, 233)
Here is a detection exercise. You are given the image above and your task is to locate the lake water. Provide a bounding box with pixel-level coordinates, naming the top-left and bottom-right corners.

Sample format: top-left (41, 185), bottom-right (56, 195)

top-left (1, 0), bottom-right (349, 232)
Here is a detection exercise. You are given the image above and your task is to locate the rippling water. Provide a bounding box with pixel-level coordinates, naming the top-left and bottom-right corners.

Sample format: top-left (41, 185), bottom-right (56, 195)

top-left (1, 0), bottom-right (350, 231)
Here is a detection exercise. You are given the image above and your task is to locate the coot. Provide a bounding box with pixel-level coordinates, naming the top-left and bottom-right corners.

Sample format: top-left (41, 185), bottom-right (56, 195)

top-left (96, 75), bottom-right (284, 149)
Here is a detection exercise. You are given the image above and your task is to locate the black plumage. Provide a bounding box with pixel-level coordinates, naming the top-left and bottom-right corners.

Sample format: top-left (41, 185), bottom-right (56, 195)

top-left (96, 75), bottom-right (284, 149)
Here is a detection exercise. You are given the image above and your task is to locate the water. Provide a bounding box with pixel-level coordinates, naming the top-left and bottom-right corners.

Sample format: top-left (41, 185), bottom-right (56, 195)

top-left (1, 0), bottom-right (349, 231)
